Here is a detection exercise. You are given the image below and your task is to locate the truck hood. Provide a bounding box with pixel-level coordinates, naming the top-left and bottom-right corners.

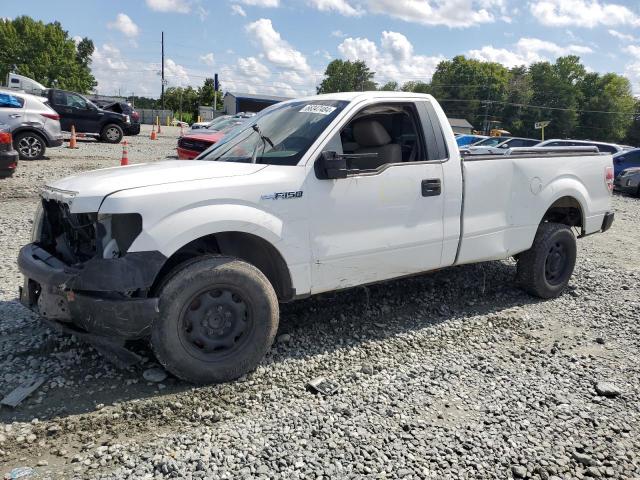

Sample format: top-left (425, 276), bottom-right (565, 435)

top-left (43, 160), bottom-right (268, 212)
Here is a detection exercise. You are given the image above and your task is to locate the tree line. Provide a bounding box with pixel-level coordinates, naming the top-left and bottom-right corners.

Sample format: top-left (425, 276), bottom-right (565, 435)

top-left (317, 58), bottom-right (640, 145)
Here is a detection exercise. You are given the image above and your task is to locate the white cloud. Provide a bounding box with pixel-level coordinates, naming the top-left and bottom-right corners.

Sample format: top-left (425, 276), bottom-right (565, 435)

top-left (624, 45), bottom-right (640, 59)
top-left (246, 18), bottom-right (311, 73)
top-left (231, 4), bottom-right (247, 16)
top-left (309, 0), bottom-right (363, 16)
top-left (366, 0), bottom-right (509, 28)
top-left (200, 52), bottom-right (215, 66)
top-left (107, 13), bottom-right (140, 38)
top-left (165, 58), bottom-right (190, 85)
top-left (625, 62), bottom-right (640, 95)
top-left (239, 0), bottom-right (280, 6)
top-left (468, 37), bottom-right (593, 67)
top-left (145, 0), bottom-right (191, 13)
top-left (331, 30), bottom-right (347, 38)
top-left (608, 29), bottom-right (636, 42)
top-left (237, 56), bottom-right (271, 79)
top-left (530, 0), bottom-right (640, 28)
top-left (338, 31), bottom-right (444, 85)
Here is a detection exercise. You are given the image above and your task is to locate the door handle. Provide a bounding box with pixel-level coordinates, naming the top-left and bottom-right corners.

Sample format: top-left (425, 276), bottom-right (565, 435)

top-left (9, 114), bottom-right (21, 118)
top-left (421, 178), bottom-right (441, 197)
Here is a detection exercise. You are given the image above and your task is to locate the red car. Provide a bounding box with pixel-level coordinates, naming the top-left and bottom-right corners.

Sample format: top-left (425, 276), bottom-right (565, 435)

top-left (177, 120), bottom-right (244, 160)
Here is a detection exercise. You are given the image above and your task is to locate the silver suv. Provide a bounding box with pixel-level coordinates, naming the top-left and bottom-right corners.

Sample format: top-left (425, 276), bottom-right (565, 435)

top-left (0, 89), bottom-right (63, 160)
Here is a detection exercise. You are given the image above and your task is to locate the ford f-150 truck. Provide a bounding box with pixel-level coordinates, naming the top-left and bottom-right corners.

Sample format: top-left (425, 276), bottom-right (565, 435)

top-left (17, 92), bottom-right (615, 384)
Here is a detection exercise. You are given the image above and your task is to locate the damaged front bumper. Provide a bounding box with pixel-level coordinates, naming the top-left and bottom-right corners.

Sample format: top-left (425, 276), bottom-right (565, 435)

top-left (18, 243), bottom-right (166, 340)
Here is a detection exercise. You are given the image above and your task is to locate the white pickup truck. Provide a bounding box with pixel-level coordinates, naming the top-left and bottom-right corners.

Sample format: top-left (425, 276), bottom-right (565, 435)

top-left (18, 92), bottom-right (614, 383)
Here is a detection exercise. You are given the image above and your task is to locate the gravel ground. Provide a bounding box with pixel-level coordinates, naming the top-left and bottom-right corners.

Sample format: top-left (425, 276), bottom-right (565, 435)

top-left (0, 136), bottom-right (639, 479)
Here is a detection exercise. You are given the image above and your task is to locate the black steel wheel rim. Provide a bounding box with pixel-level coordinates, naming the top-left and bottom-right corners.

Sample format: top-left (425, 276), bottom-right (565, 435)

top-left (178, 286), bottom-right (253, 361)
top-left (545, 241), bottom-right (569, 285)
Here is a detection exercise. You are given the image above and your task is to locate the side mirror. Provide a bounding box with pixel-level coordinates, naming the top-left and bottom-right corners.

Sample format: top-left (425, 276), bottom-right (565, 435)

top-left (315, 151), bottom-right (348, 180)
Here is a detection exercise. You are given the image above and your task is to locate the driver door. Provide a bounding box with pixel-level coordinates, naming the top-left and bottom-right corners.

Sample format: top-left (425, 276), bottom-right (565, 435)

top-left (305, 101), bottom-right (446, 294)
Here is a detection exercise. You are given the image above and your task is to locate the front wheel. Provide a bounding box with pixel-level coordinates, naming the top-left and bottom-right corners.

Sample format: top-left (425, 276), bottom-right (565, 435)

top-left (151, 256), bottom-right (279, 384)
top-left (100, 123), bottom-right (123, 143)
top-left (516, 222), bottom-right (577, 299)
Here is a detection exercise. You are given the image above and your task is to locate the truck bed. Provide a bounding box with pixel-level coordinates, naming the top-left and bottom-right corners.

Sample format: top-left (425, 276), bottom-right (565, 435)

top-left (456, 150), bottom-right (612, 265)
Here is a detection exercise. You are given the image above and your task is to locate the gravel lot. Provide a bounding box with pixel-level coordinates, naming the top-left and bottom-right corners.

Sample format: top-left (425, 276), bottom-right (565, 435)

top-left (1, 131), bottom-right (639, 479)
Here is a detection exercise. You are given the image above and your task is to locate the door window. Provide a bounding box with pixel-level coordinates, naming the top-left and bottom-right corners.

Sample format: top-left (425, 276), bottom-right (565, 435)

top-left (325, 103), bottom-right (427, 173)
top-left (65, 93), bottom-right (88, 109)
top-left (0, 93), bottom-right (24, 109)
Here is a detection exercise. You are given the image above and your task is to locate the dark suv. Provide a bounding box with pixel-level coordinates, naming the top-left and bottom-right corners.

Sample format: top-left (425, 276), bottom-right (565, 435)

top-left (46, 89), bottom-right (131, 143)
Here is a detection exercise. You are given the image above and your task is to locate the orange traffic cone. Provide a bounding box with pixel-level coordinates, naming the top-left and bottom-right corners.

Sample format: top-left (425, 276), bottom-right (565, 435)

top-left (150, 124), bottom-right (157, 140)
top-left (68, 125), bottom-right (78, 149)
top-left (120, 140), bottom-right (129, 166)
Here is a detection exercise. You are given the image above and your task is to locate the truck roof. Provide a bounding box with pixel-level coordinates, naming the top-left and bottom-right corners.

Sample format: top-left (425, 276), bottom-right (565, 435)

top-left (286, 91), bottom-right (435, 103)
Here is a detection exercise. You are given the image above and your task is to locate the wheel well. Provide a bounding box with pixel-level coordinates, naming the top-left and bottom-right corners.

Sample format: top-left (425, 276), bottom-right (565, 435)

top-left (13, 128), bottom-right (48, 146)
top-left (541, 196), bottom-right (584, 232)
top-left (152, 232), bottom-right (294, 301)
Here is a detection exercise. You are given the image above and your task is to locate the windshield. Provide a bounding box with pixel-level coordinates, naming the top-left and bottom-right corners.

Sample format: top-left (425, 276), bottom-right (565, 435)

top-left (472, 137), bottom-right (508, 147)
top-left (198, 100), bottom-right (348, 166)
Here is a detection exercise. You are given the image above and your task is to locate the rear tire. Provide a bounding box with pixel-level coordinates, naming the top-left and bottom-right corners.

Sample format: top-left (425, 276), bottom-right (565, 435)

top-left (517, 222), bottom-right (577, 299)
top-left (100, 123), bottom-right (123, 143)
top-left (151, 255), bottom-right (279, 384)
top-left (14, 132), bottom-right (46, 160)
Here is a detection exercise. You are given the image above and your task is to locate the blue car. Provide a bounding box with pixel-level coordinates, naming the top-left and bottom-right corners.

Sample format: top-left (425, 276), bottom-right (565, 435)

top-left (613, 149), bottom-right (640, 177)
top-left (456, 134), bottom-right (488, 147)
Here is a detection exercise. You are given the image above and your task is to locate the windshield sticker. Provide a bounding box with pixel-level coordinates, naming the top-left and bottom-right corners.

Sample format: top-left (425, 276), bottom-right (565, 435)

top-left (299, 105), bottom-right (337, 115)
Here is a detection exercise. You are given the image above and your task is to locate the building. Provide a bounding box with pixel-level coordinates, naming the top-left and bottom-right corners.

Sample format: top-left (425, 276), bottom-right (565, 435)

top-left (223, 92), bottom-right (292, 115)
top-left (447, 118), bottom-right (475, 135)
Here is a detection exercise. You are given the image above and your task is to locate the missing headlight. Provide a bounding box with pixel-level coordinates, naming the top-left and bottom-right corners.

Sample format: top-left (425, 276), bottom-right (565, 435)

top-left (98, 213), bottom-right (143, 259)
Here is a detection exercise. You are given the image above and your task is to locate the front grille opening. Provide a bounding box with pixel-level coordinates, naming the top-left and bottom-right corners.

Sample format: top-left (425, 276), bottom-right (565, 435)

top-left (39, 199), bottom-right (97, 264)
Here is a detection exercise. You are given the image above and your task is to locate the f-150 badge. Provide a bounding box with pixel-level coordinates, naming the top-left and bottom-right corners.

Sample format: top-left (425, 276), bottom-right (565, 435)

top-left (261, 191), bottom-right (303, 200)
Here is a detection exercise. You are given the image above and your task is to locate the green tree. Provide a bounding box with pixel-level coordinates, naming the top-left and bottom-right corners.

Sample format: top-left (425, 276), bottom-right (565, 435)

top-left (625, 99), bottom-right (640, 146)
top-left (401, 81), bottom-right (431, 94)
top-left (198, 77), bottom-right (224, 110)
top-left (430, 56), bottom-right (509, 133)
top-left (379, 81), bottom-right (399, 91)
top-left (317, 60), bottom-right (376, 93)
top-left (500, 66), bottom-right (533, 137)
top-left (576, 72), bottom-right (635, 142)
top-left (521, 56), bottom-right (585, 138)
top-left (0, 16), bottom-right (96, 92)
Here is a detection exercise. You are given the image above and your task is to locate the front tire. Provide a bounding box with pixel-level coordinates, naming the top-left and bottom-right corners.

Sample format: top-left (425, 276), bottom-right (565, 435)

top-left (100, 123), bottom-right (124, 143)
top-left (14, 132), bottom-right (46, 160)
top-left (151, 256), bottom-right (279, 384)
top-left (517, 222), bottom-right (577, 299)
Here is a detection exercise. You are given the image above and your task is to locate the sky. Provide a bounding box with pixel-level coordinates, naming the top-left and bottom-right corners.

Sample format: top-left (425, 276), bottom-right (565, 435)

top-left (4, 0), bottom-right (640, 98)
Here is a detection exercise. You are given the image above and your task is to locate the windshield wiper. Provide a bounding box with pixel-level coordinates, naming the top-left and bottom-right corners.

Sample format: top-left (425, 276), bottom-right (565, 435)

top-left (252, 124), bottom-right (275, 149)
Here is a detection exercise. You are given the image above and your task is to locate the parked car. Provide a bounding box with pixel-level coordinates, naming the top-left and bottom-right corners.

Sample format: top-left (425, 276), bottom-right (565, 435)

top-left (177, 120), bottom-right (244, 159)
top-left (190, 112), bottom-right (256, 131)
top-left (45, 89), bottom-right (130, 143)
top-left (171, 119), bottom-right (189, 128)
top-left (190, 115), bottom-right (231, 131)
top-left (614, 168), bottom-right (640, 196)
top-left (97, 102), bottom-right (140, 136)
top-left (536, 139), bottom-right (623, 154)
top-left (0, 124), bottom-right (18, 177)
top-left (0, 88), bottom-right (63, 160)
top-left (465, 136), bottom-right (539, 154)
top-left (18, 91), bottom-right (614, 384)
top-left (612, 148), bottom-right (640, 177)
top-left (456, 134), bottom-right (488, 147)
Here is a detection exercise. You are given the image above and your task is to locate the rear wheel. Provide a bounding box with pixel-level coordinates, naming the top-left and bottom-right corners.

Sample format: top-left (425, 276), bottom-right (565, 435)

top-left (14, 132), bottom-right (46, 160)
top-left (151, 256), bottom-right (279, 384)
top-left (517, 222), bottom-right (577, 299)
top-left (100, 123), bottom-right (123, 143)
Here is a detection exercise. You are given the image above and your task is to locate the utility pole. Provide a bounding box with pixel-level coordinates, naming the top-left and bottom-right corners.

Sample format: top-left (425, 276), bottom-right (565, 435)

top-left (161, 31), bottom-right (165, 111)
